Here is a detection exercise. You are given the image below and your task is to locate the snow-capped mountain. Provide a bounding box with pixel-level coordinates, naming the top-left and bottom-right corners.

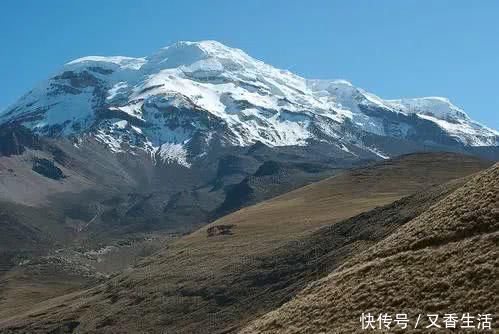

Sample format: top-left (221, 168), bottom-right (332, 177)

top-left (1, 40), bottom-right (498, 166)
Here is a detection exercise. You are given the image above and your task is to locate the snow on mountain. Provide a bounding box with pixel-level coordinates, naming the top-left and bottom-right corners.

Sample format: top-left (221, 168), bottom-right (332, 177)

top-left (1, 40), bottom-right (497, 166)
top-left (384, 97), bottom-right (498, 146)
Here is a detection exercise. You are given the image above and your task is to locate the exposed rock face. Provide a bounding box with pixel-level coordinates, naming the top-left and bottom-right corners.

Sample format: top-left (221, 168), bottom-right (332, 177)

top-left (32, 158), bottom-right (65, 180)
top-left (207, 224), bottom-right (234, 237)
top-left (0, 124), bottom-right (40, 156)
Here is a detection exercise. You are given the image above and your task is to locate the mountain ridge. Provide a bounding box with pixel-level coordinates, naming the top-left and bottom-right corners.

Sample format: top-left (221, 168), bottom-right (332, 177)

top-left (2, 40), bottom-right (498, 167)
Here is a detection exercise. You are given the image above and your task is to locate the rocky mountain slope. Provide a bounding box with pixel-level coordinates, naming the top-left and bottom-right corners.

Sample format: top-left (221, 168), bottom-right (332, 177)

top-left (0, 153), bottom-right (492, 333)
top-left (241, 163), bottom-right (498, 333)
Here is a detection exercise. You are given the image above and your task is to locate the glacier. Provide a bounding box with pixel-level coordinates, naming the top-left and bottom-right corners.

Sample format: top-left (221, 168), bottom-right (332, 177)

top-left (1, 40), bottom-right (497, 166)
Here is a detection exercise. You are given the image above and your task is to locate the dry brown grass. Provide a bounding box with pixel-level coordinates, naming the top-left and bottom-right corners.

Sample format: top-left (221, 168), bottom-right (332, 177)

top-left (0, 153), bottom-right (492, 333)
top-left (241, 163), bottom-right (498, 333)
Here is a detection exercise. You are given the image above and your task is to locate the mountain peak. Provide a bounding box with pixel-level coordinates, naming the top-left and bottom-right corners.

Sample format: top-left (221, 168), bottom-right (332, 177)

top-left (162, 40), bottom-right (240, 54)
top-left (145, 40), bottom-right (254, 71)
top-left (64, 41), bottom-right (246, 72)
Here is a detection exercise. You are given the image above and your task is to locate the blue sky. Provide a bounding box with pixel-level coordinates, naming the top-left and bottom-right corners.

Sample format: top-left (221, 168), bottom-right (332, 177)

top-left (1, 0), bottom-right (498, 128)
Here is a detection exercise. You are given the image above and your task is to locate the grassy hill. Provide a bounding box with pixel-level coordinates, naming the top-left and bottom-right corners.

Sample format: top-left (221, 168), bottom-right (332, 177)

top-left (241, 163), bottom-right (498, 333)
top-left (0, 152), bottom-right (493, 333)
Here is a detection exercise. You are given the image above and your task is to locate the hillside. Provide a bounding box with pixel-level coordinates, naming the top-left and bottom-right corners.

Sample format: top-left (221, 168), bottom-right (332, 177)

top-left (0, 127), bottom-right (348, 271)
top-left (241, 163), bottom-right (498, 333)
top-left (0, 152), bottom-right (492, 333)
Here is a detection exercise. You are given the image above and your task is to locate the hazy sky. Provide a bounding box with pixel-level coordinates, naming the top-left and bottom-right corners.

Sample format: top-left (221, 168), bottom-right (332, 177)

top-left (1, 0), bottom-right (498, 128)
